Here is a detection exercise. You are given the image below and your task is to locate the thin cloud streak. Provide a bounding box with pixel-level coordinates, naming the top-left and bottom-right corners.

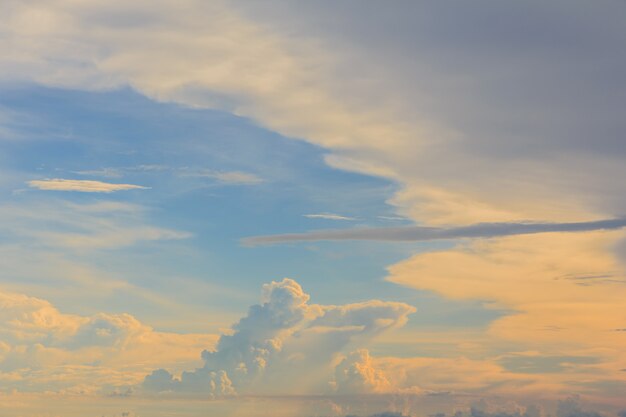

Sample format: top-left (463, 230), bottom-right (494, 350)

top-left (28, 178), bottom-right (149, 193)
top-left (243, 218), bottom-right (626, 246)
top-left (304, 213), bottom-right (357, 221)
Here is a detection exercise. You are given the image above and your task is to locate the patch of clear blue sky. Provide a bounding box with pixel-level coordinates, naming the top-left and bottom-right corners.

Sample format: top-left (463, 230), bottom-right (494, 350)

top-left (0, 85), bottom-right (504, 336)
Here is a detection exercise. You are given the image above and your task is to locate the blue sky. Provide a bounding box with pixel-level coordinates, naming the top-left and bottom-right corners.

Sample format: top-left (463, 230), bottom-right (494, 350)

top-left (1, 85), bottom-right (499, 336)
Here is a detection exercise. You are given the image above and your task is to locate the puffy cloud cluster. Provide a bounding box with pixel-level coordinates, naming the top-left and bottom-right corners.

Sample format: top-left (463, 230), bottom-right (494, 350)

top-left (143, 368), bottom-right (234, 396)
top-left (0, 275), bottom-right (412, 397)
top-left (143, 278), bottom-right (414, 395)
top-left (333, 349), bottom-right (391, 394)
top-left (0, 290), bottom-right (149, 356)
top-left (0, 289), bottom-right (217, 393)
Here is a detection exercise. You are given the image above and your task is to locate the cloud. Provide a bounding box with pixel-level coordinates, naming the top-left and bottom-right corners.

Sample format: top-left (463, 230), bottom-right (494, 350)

top-left (0, 288), bottom-right (218, 393)
top-left (72, 166), bottom-right (262, 186)
top-left (242, 218), bottom-right (626, 245)
top-left (556, 396), bottom-right (603, 417)
top-left (1, 1), bottom-right (625, 231)
top-left (304, 213), bottom-right (357, 221)
top-left (142, 368), bottom-right (235, 396)
top-left (2, 0), bottom-right (626, 407)
top-left (498, 354), bottom-right (598, 375)
top-left (210, 171), bottom-right (264, 185)
top-left (333, 349), bottom-right (391, 394)
top-left (0, 200), bottom-right (190, 250)
top-left (72, 168), bottom-right (124, 178)
top-left (385, 231), bottom-right (626, 402)
top-left (143, 278), bottom-right (414, 396)
top-left (177, 168), bottom-right (264, 185)
top-left (27, 178), bottom-right (149, 193)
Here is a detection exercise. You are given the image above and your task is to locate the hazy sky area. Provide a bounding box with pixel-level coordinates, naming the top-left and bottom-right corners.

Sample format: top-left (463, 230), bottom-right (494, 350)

top-left (1, 1), bottom-right (625, 416)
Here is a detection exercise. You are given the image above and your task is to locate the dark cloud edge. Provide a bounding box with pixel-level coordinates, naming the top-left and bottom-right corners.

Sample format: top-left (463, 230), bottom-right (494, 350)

top-left (242, 218), bottom-right (626, 246)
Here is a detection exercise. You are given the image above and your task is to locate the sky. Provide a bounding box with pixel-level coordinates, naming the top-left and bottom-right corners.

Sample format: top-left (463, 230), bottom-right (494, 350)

top-left (0, 1), bottom-right (625, 416)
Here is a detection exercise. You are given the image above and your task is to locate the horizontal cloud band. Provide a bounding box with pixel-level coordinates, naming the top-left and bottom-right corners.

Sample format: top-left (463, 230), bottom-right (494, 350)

top-left (243, 218), bottom-right (626, 245)
top-left (28, 179), bottom-right (149, 193)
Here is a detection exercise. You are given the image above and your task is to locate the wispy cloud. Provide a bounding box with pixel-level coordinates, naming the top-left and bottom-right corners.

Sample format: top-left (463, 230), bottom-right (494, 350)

top-left (0, 201), bottom-right (190, 250)
top-left (72, 168), bottom-right (124, 178)
top-left (377, 216), bottom-right (406, 222)
top-left (73, 165), bottom-right (169, 178)
top-left (28, 178), bottom-right (149, 193)
top-left (243, 218), bottom-right (626, 245)
top-left (304, 213), bottom-right (357, 221)
top-left (211, 171), bottom-right (264, 185)
top-left (179, 169), bottom-right (264, 185)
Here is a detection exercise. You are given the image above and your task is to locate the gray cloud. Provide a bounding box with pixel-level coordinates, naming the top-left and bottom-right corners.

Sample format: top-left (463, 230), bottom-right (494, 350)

top-left (243, 218), bottom-right (626, 245)
top-left (304, 213), bottom-right (357, 221)
top-left (556, 396), bottom-right (603, 417)
top-left (498, 355), bottom-right (598, 374)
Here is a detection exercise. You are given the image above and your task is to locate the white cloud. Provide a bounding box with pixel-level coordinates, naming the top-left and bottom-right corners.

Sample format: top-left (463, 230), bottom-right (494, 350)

top-left (333, 349), bottom-right (391, 394)
top-left (143, 278), bottom-right (415, 396)
top-left (27, 179), bottom-right (148, 193)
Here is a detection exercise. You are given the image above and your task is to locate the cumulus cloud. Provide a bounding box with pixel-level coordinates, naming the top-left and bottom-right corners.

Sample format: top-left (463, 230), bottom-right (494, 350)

top-left (27, 178), bottom-right (148, 193)
top-left (243, 218), bottom-right (626, 245)
top-left (143, 278), bottom-right (414, 396)
top-left (333, 350), bottom-right (391, 394)
top-left (0, 289), bottom-right (217, 393)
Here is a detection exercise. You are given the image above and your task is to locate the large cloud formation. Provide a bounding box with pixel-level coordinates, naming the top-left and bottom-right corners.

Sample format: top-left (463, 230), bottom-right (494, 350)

top-left (2, 0), bottom-right (625, 225)
top-left (143, 278), bottom-right (415, 396)
top-left (1, 285), bottom-right (621, 415)
top-left (2, 0), bottom-right (626, 410)
top-left (0, 278), bottom-right (414, 396)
